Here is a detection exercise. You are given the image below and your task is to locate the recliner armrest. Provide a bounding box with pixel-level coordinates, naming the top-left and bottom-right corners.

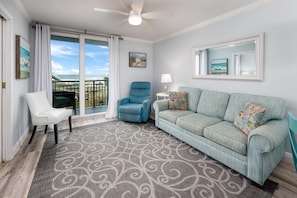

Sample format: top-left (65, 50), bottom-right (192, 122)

top-left (142, 98), bottom-right (151, 106)
top-left (141, 99), bottom-right (151, 122)
top-left (117, 98), bottom-right (130, 118)
top-left (118, 98), bottom-right (130, 105)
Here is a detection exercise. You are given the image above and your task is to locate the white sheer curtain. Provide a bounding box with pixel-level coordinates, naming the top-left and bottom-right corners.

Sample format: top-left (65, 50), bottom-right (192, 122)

top-left (34, 24), bottom-right (52, 104)
top-left (105, 36), bottom-right (120, 118)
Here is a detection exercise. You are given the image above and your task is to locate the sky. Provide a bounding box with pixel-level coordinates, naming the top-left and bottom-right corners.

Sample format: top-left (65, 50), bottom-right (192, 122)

top-left (51, 39), bottom-right (109, 79)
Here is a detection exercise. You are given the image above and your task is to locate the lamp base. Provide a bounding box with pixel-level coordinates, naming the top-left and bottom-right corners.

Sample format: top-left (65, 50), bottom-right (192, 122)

top-left (163, 84), bottom-right (168, 94)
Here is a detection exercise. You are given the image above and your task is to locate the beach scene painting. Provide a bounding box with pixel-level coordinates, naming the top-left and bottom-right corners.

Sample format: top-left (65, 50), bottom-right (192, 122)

top-left (210, 58), bottom-right (228, 75)
top-left (16, 35), bottom-right (30, 79)
top-left (129, 52), bottom-right (147, 68)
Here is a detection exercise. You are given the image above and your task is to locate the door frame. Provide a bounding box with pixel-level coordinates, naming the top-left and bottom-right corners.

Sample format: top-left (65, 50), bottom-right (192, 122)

top-left (0, 4), bottom-right (13, 161)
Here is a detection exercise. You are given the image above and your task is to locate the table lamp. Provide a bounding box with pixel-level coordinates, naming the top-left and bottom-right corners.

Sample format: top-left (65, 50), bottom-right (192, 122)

top-left (161, 74), bottom-right (172, 93)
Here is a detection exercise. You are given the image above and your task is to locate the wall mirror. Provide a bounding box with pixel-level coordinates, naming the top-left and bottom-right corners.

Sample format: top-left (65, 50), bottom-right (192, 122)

top-left (192, 33), bottom-right (264, 81)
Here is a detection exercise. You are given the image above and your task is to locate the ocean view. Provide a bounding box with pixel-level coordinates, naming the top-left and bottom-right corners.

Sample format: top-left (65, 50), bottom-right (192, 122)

top-left (54, 74), bottom-right (108, 81)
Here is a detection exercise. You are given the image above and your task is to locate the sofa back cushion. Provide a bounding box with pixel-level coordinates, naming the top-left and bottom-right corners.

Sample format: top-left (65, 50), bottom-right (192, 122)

top-left (178, 87), bottom-right (202, 112)
top-left (224, 93), bottom-right (287, 123)
top-left (197, 90), bottom-right (230, 119)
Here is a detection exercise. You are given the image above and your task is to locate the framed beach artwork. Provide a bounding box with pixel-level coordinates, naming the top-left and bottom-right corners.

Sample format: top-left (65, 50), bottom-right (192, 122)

top-left (210, 58), bottom-right (228, 75)
top-left (16, 35), bottom-right (30, 79)
top-left (129, 52), bottom-right (147, 68)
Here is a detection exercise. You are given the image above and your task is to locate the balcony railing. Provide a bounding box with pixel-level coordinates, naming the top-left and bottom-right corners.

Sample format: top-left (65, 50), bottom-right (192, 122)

top-left (52, 79), bottom-right (108, 114)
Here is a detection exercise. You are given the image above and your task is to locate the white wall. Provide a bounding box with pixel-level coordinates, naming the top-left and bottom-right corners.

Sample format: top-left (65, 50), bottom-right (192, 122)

top-left (153, 0), bottom-right (297, 153)
top-left (119, 38), bottom-right (153, 98)
top-left (0, 0), bottom-right (30, 160)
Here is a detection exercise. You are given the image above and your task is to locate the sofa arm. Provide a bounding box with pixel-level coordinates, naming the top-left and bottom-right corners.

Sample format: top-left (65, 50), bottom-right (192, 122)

top-left (153, 100), bottom-right (169, 127)
top-left (248, 119), bottom-right (288, 152)
top-left (153, 100), bottom-right (169, 112)
top-left (247, 119), bottom-right (288, 185)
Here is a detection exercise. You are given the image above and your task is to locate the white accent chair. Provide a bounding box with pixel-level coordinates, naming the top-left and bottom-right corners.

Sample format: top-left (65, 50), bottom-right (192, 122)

top-left (25, 90), bottom-right (72, 144)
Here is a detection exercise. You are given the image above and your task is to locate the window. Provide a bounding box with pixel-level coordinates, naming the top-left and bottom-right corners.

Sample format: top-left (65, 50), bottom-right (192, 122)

top-left (51, 34), bottom-right (109, 116)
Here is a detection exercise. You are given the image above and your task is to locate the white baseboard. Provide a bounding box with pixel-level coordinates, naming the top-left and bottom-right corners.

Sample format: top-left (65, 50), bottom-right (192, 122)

top-left (9, 126), bottom-right (30, 161)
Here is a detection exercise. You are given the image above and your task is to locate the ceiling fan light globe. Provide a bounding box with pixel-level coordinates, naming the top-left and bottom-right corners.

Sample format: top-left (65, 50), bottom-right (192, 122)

top-left (129, 11), bottom-right (142, 25)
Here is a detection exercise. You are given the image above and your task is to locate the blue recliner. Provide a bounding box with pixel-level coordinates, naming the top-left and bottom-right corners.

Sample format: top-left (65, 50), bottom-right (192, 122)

top-left (117, 81), bottom-right (151, 123)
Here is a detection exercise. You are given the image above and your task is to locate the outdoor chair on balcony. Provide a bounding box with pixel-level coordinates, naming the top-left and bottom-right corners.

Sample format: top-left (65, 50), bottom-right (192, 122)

top-left (117, 81), bottom-right (151, 123)
top-left (53, 91), bottom-right (76, 115)
top-left (25, 90), bottom-right (72, 144)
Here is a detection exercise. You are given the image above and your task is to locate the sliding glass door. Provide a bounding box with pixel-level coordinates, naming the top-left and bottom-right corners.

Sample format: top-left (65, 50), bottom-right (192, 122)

top-left (51, 33), bottom-right (109, 116)
top-left (84, 38), bottom-right (109, 115)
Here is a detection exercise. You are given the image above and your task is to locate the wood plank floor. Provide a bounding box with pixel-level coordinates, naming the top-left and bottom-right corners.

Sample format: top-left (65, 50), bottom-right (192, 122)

top-left (0, 119), bottom-right (297, 198)
top-left (0, 131), bottom-right (45, 198)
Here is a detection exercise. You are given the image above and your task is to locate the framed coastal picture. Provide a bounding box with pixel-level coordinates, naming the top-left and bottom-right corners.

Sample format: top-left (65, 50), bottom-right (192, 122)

top-left (210, 58), bottom-right (228, 75)
top-left (16, 35), bottom-right (30, 79)
top-left (129, 52), bottom-right (147, 68)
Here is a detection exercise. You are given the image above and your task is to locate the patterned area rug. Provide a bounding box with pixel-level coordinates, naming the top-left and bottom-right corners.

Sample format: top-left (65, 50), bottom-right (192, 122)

top-left (28, 120), bottom-right (277, 198)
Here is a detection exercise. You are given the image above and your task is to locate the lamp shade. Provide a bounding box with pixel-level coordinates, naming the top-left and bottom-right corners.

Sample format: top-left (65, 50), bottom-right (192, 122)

top-left (161, 74), bottom-right (172, 83)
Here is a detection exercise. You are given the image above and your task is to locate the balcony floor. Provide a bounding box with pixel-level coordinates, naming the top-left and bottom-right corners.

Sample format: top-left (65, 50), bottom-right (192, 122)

top-left (74, 105), bottom-right (108, 115)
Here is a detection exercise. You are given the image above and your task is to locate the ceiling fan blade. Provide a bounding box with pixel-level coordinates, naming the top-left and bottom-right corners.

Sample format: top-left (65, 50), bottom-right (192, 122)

top-left (93, 8), bottom-right (129, 16)
top-left (130, 0), bottom-right (144, 15)
top-left (114, 18), bottom-right (129, 27)
top-left (119, 0), bottom-right (129, 10)
top-left (142, 11), bottom-right (174, 19)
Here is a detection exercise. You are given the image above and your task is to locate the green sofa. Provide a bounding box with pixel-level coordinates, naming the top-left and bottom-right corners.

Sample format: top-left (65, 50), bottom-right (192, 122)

top-left (153, 87), bottom-right (288, 185)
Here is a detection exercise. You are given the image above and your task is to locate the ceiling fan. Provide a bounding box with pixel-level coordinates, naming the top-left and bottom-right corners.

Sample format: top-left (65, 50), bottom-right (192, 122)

top-left (94, 0), bottom-right (171, 26)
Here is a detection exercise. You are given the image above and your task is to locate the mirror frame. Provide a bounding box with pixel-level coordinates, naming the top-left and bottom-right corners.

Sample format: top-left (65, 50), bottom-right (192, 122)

top-left (192, 33), bottom-right (264, 81)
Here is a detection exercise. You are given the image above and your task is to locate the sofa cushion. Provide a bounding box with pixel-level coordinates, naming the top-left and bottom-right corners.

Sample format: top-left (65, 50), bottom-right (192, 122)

top-left (159, 110), bottom-right (194, 124)
top-left (178, 87), bottom-right (202, 112)
top-left (204, 121), bottom-right (248, 156)
top-left (176, 113), bottom-right (222, 136)
top-left (234, 102), bottom-right (266, 135)
top-left (197, 90), bottom-right (230, 119)
top-left (224, 93), bottom-right (286, 123)
top-left (168, 91), bottom-right (188, 110)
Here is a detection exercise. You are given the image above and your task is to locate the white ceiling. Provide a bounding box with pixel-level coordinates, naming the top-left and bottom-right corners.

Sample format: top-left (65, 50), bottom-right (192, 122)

top-left (18, 0), bottom-right (265, 42)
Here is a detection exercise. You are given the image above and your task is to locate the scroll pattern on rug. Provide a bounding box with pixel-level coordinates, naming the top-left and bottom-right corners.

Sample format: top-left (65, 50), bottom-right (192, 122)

top-left (48, 121), bottom-right (247, 198)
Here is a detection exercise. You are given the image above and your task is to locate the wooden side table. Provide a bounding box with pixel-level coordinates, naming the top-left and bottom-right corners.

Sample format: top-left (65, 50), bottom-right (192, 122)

top-left (156, 92), bottom-right (169, 100)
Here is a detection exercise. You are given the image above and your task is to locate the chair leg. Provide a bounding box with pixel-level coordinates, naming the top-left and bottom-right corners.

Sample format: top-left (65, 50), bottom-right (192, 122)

top-left (293, 153), bottom-right (297, 172)
top-left (54, 124), bottom-right (58, 144)
top-left (290, 144), bottom-right (297, 172)
top-left (28, 126), bottom-right (37, 144)
top-left (44, 125), bottom-right (48, 134)
top-left (68, 116), bottom-right (72, 132)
